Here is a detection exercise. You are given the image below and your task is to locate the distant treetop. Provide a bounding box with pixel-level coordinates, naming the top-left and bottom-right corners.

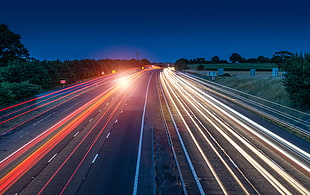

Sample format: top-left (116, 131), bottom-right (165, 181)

top-left (0, 24), bottom-right (30, 66)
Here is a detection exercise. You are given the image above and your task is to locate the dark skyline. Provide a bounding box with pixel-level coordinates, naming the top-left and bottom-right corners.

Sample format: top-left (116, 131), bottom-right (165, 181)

top-left (1, 0), bottom-right (310, 62)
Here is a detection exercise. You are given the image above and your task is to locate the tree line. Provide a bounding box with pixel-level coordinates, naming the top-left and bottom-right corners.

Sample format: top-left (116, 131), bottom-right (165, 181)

top-left (0, 24), bottom-right (150, 105)
top-left (181, 51), bottom-right (292, 66)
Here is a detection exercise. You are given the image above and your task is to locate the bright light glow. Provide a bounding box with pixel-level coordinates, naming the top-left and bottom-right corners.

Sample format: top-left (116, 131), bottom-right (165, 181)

top-left (168, 67), bottom-right (175, 71)
top-left (118, 76), bottom-right (130, 88)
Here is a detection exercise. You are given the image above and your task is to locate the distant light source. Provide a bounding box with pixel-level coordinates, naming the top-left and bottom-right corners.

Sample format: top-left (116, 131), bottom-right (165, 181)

top-left (112, 70), bottom-right (116, 74)
top-left (118, 76), bottom-right (130, 88)
top-left (141, 66), bottom-right (145, 69)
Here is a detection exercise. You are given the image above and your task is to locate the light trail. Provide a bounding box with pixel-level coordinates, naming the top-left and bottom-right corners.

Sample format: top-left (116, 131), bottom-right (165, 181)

top-left (0, 75), bottom-right (109, 113)
top-left (0, 69), bottom-right (157, 194)
top-left (162, 69), bottom-right (309, 194)
top-left (176, 72), bottom-right (310, 171)
top-left (0, 77), bottom-right (116, 137)
top-left (180, 73), bottom-right (310, 138)
top-left (157, 74), bottom-right (187, 194)
top-left (0, 81), bottom-right (121, 194)
top-left (161, 72), bottom-right (252, 194)
top-left (0, 75), bottom-right (114, 125)
top-left (160, 73), bottom-right (206, 195)
top-left (40, 96), bottom-right (125, 195)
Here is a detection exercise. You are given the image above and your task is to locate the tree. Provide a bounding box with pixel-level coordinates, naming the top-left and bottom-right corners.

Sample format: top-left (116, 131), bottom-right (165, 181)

top-left (175, 58), bottom-right (188, 70)
top-left (230, 53), bottom-right (244, 63)
top-left (246, 58), bottom-right (258, 63)
top-left (272, 51), bottom-right (293, 68)
top-left (282, 53), bottom-right (310, 109)
top-left (140, 58), bottom-right (151, 65)
top-left (211, 56), bottom-right (220, 63)
top-left (257, 56), bottom-right (270, 63)
top-left (0, 24), bottom-right (29, 66)
top-left (197, 64), bottom-right (204, 70)
top-left (274, 51), bottom-right (293, 61)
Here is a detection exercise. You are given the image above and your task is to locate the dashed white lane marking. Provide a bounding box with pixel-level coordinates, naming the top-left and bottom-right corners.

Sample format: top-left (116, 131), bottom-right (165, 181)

top-left (92, 153), bottom-right (99, 164)
top-left (73, 131), bottom-right (80, 137)
top-left (48, 153), bottom-right (57, 163)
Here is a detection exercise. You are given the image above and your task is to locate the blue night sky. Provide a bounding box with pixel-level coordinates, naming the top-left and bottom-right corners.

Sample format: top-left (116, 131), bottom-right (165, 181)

top-left (1, 0), bottom-right (310, 62)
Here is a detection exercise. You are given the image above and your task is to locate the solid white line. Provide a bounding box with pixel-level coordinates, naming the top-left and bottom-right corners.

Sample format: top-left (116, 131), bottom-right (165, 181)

top-left (229, 159), bottom-right (238, 168)
top-left (92, 153), bottom-right (99, 164)
top-left (133, 72), bottom-right (154, 195)
top-left (48, 153), bottom-right (57, 163)
top-left (106, 132), bottom-right (111, 139)
top-left (161, 74), bottom-right (206, 195)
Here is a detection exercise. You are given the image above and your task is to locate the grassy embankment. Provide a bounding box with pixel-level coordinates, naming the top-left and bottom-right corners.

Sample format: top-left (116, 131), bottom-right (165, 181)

top-left (214, 76), bottom-right (292, 107)
top-left (187, 63), bottom-right (293, 107)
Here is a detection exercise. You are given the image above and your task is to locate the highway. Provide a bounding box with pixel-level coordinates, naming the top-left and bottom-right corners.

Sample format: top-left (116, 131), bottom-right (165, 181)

top-left (0, 68), bottom-right (309, 194)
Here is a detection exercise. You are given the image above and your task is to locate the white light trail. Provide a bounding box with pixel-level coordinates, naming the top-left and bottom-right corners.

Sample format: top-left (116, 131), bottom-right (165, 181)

top-left (162, 69), bottom-right (310, 194)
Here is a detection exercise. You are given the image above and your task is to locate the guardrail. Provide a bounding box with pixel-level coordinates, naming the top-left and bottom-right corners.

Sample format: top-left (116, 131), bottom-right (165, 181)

top-left (181, 72), bottom-right (310, 142)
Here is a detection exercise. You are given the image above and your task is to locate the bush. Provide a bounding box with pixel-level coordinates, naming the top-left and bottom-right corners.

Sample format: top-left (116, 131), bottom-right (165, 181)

top-left (197, 64), bottom-right (205, 70)
top-left (0, 81), bottom-right (41, 105)
top-left (282, 53), bottom-right (310, 109)
top-left (12, 81), bottom-right (42, 99)
top-left (0, 82), bottom-right (15, 104)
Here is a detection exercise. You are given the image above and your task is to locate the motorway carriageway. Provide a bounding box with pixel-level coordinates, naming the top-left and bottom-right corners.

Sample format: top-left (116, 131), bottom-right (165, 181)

top-left (0, 68), bottom-right (309, 194)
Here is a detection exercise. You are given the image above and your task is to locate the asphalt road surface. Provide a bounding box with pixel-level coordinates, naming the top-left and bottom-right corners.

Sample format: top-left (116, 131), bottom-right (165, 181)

top-left (0, 68), bottom-right (309, 194)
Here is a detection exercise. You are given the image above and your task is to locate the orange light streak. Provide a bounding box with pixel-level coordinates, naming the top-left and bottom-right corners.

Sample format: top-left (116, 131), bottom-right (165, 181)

top-left (0, 86), bottom-right (118, 194)
top-left (0, 69), bottom-right (147, 194)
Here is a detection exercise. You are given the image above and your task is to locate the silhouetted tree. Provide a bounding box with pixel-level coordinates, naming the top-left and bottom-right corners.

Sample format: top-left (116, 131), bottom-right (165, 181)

top-left (257, 56), bottom-right (270, 63)
top-left (274, 51), bottom-right (293, 61)
top-left (282, 53), bottom-right (310, 109)
top-left (140, 58), bottom-right (151, 65)
top-left (175, 58), bottom-right (188, 70)
top-left (211, 56), bottom-right (220, 63)
top-left (272, 51), bottom-right (293, 68)
top-left (230, 53), bottom-right (244, 63)
top-left (246, 58), bottom-right (258, 63)
top-left (0, 24), bottom-right (29, 66)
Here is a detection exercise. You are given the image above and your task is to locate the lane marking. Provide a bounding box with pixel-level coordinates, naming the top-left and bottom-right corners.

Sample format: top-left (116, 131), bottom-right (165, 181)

top-left (133, 72), bottom-right (154, 195)
top-left (92, 154), bottom-right (99, 164)
top-left (88, 118), bottom-right (93, 123)
top-left (114, 119), bottom-right (118, 124)
top-left (106, 132), bottom-right (111, 139)
top-left (48, 153), bottom-right (57, 163)
top-left (73, 131), bottom-right (80, 137)
top-left (229, 159), bottom-right (238, 168)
